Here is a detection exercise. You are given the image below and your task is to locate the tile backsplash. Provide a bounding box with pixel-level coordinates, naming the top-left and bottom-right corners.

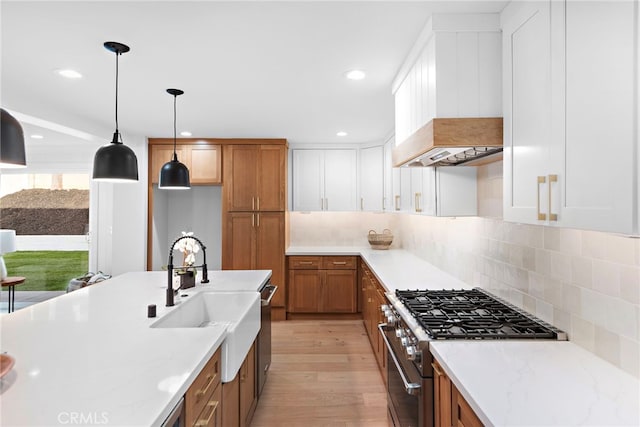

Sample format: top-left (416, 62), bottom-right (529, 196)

top-left (288, 164), bottom-right (640, 378)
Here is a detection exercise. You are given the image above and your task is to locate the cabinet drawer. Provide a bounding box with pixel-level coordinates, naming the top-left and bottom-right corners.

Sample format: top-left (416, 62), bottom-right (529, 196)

top-left (186, 348), bottom-right (221, 424)
top-left (289, 256), bottom-right (321, 269)
top-left (322, 256), bottom-right (357, 270)
top-left (194, 380), bottom-right (222, 427)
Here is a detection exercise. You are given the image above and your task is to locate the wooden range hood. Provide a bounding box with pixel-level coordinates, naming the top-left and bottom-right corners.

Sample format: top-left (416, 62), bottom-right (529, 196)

top-left (392, 117), bottom-right (503, 167)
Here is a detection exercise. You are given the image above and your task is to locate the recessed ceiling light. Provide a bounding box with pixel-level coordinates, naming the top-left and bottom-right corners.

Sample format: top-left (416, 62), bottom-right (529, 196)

top-left (30, 134), bottom-right (44, 139)
top-left (57, 69), bottom-right (83, 79)
top-left (180, 131), bottom-right (192, 137)
top-left (336, 131), bottom-right (348, 137)
top-left (344, 70), bottom-right (366, 80)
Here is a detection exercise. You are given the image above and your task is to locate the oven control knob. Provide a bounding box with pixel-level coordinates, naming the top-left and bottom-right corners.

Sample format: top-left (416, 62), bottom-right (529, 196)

top-left (386, 315), bottom-right (396, 326)
top-left (395, 328), bottom-right (404, 338)
top-left (406, 345), bottom-right (421, 362)
top-left (400, 336), bottom-right (410, 347)
top-left (380, 304), bottom-right (390, 313)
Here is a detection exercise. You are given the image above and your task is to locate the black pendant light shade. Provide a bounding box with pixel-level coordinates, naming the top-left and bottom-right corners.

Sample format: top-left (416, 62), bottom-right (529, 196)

top-left (92, 41), bottom-right (139, 182)
top-left (0, 108), bottom-right (27, 168)
top-left (158, 88), bottom-right (190, 189)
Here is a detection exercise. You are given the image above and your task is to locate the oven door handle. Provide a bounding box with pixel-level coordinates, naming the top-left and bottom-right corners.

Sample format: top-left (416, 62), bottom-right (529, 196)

top-left (261, 285), bottom-right (278, 306)
top-left (378, 323), bottom-right (421, 396)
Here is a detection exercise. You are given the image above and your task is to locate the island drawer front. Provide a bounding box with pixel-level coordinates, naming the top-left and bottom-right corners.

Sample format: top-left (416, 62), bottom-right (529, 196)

top-left (289, 256), bottom-right (321, 269)
top-left (322, 256), bottom-right (357, 270)
top-left (186, 348), bottom-right (221, 425)
top-left (194, 383), bottom-right (222, 427)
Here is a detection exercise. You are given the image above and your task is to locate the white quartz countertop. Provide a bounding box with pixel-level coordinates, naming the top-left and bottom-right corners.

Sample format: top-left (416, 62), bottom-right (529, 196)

top-left (430, 341), bottom-right (640, 427)
top-left (0, 270), bottom-right (270, 426)
top-left (286, 246), bottom-right (471, 291)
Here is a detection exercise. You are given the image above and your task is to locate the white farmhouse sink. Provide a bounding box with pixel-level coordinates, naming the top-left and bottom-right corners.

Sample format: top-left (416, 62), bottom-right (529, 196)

top-left (151, 291), bottom-right (260, 382)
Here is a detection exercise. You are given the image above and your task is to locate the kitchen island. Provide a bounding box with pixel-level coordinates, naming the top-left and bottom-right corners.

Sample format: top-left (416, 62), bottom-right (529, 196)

top-left (0, 270), bottom-right (270, 426)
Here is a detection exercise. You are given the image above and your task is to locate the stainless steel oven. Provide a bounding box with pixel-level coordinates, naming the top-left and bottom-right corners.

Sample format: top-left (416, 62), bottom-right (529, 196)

top-left (379, 324), bottom-right (433, 427)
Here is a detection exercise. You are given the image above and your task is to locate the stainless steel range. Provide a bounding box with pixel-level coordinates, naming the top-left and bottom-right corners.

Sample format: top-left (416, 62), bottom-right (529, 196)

top-left (379, 288), bottom-right (567, 427)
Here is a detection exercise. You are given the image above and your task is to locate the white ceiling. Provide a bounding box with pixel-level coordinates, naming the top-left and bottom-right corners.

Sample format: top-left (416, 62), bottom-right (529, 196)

top-left (1, 1), bottom-right (508, 153)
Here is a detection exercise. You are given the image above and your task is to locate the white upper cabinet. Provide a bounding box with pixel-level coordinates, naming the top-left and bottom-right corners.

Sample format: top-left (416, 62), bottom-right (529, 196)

top-left (393, 14), bottom-right (502, 146)
top-left (359, 146), bottom-right (384, 211)
top-left (502, 0), bottom-right (638, 234)
top-left (383, 137), bottom-right (394, 211)
top-left (292, 149), bottom-right (357, 212)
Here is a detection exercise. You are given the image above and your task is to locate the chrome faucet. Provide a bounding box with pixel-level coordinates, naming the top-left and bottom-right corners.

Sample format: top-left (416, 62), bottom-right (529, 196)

top-left (167, 235), bottom-right (209, 306)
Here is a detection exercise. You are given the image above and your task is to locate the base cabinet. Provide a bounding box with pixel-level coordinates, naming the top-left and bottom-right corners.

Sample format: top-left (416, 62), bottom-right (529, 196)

top-left (221, 339), bottom-right (257, 427)
top-left (287, 256), bottom-right (357, 314)
top-left (185, 348), bottom-right (222, 427)
top-left (433, 359), bottom-right (484, 427)
top-left (360, 262), bottom-right (387, 382)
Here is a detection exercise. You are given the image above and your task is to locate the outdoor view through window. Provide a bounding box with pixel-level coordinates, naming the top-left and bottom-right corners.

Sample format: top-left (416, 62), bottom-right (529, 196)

top-left (0, 174), bottom-right (89, 308)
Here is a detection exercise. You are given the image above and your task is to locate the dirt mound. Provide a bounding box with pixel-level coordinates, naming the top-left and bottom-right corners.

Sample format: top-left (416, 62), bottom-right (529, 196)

top-left (0, 189), bottom-right (89, 209)
top-left (0, 189), bottom-right (89, 235)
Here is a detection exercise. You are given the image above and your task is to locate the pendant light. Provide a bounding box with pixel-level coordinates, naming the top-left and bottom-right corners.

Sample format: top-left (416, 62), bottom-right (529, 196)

top-left (92, 41), bottom-right (139, 182)
top-left (0, 109), bottom-right (27, 168)
top-left (159, 89), bottom-right (190, 189)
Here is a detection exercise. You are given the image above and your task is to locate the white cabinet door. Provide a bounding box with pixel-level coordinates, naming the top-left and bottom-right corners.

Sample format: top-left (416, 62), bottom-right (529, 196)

top-left (324, 149), bottom-right (357, 211)
top-left (399, 168), bottom-right (412, 212)
top-left (421, 167), bottom-right (437, 216)
top-left (556, 0), bottom-right (636, 233)
top-left (436, 167), bottom-right (477, 217)
top-left (502, 1), bottom-right (552, 224)
top-left (292, 149), bottom-right (324, 211)
top-left (360, 146), bottom-right (384, 211)
top-left (383, 139), bottom-right (394, 211)
top-left (410, 168), bottom-right (423, 213)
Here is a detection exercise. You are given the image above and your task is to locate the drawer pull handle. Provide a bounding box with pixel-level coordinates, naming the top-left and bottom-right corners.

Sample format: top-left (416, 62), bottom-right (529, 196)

top-left (537, 176), bottom-right (547, 221)
top-left (395, 195), bottom-right (400, 211)
top-left (195, 372), bottom-right (216, 402)
top-left (298, 261), bottom-right (313, 265)
top-left (332, 261), bottom-right (347, 265)
top-left (195, 400), bottom-right (219, 426)
top-left (548, 174), bottom-right (558, 221)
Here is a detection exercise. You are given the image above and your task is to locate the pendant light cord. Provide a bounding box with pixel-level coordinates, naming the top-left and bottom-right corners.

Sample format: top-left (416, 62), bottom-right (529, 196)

top-left (173, 94), bottom-right (178, 161)
top-left (115, 51), bottom-right (121, 143)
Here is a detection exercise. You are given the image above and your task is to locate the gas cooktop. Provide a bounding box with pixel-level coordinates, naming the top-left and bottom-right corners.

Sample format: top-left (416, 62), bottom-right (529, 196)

top-left (395, 289), bottom-right (565, 340)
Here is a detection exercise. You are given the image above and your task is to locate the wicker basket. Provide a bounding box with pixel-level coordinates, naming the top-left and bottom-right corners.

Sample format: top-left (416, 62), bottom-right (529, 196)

top-left (368, 229), bottom-right (393, 250)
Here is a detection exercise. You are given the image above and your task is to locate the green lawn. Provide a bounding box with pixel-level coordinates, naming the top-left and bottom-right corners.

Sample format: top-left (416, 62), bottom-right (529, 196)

top-left (3, 251), bottom-right (89, 291)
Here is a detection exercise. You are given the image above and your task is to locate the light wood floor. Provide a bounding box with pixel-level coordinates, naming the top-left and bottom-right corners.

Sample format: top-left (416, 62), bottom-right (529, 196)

top-left (251, 320), bottom-right (391, 427)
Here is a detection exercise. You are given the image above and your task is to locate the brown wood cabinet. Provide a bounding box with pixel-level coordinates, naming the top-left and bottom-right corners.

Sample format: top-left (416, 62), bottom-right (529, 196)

top-left (360, 261), bottom-right (387, 381)
top-left (222, 142), bottom-right (288, 320)
top-left (433, 358), bottom-right (484, 427)
top-left (287, 256), bottom-right (357, 314)
top-left (433, 359), bottom-right (452, 427)
top-left (185, 348), bottom-right (222, 427)
top-left (223, 144), bottom-right (286, 212)
top-left (239, 341), bottom-right (257, 427)
top-left (150, 143), bottom-right (221, 185)
top-left (222, 212), bottom-right (286, 309)
top-left (221, 340), bottom-right (257, 427)
top-left (452, 385), bottom-right (484, 427)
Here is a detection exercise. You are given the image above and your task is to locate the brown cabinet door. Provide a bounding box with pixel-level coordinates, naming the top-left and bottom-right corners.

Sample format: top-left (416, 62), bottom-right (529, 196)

top-left (223, 212), bottom-right (256, 271)
top-left (150, 145), bottom-right (188, 184)
top-left (239, 342), bottom-right (257, 427)
top-left (255, 213), bottom-right (286, 307)
top-left (452, 385), bottom-right (484, 427)
top-left (224, 145), bottom-right (258, 211)
top-left (257, 145), bottom-right (286, 211)
top-left (433, 359), bottom-right (453, 427)
top-left (288, 269), bottom-right (322, 312)
top-left (221, 375), bottom-right (240, 427)
top-left (188, 144), bottom-right (222, 184)
top-left (322, 270), bottom-right (357, 313)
